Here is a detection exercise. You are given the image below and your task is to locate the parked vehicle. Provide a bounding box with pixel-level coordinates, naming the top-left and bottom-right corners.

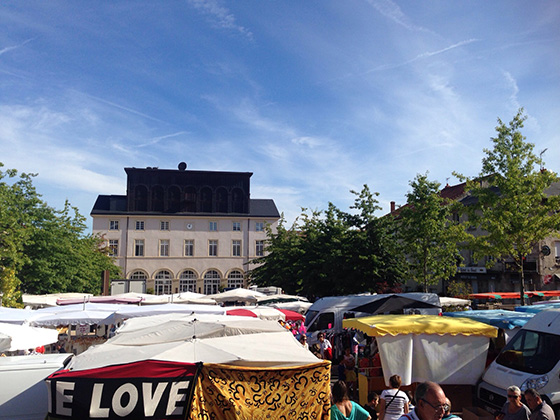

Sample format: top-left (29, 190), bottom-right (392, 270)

top-left (477, 308), bottom-right (560, 418)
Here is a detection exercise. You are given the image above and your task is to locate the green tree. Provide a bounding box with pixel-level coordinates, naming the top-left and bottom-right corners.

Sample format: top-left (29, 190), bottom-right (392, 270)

top-left (397, 173), bottom-right (467, 293)
top-left (339, 185), bottom-right (406, 294)
top-left (0, 165), bottom-right (39, 306)
top-left (0, 163), bottom-right (121, 305)
top-left (248, 185), bottom-right (406, 297)
top-left (247, 216), bottom-right (305, 295)
top-left (456, 109), bottom-right (560, 305)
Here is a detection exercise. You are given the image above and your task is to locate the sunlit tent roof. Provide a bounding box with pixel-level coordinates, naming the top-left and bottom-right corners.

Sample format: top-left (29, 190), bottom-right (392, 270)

top-left (443, 309), bottom-right (534, 329)
top-left (439, 297), bottom-right (471, 307)
top-left (0, 306), bottom-right (36, 325)
top-left (343, 314), bottom-right (497, 337)
top-left (205, 288), bottom-right (266, 304)
top-left (23, 293), bottom-right (92, 308)
top-left (0, 322), bottom-right (59, 352)
top-left (67, 314), bottom-right (319, 371)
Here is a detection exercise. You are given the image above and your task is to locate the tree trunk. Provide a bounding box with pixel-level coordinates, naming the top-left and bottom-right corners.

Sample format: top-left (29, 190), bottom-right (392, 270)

top-left (519, 254), bottom-right (526, 306)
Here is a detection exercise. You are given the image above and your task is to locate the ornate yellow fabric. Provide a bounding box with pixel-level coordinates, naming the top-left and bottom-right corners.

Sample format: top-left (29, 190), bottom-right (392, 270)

top-left (188, 361), bottom-right (331, 420)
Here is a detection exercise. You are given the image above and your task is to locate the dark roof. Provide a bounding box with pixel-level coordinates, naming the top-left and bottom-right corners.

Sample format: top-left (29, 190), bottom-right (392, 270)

top-left (249, 199), bottom-right (280, 218)
top-left (91, 195), bottom-right (280, 218)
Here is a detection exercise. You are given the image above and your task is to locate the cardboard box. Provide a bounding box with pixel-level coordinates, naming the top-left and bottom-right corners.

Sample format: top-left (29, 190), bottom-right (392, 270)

top-left (463, 406), bottom-right (495, 420)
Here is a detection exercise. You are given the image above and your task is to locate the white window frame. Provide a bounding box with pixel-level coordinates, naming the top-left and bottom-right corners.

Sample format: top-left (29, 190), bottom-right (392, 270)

top-left (135, 220), bottom-right (145, 230)
top-left (255, 222), bottom-right (265, 232)
top-left (184, 239), bottom-right (194, 257)
top-left (232, 222), bottom-right (241, 231)
top-left (232, 240), bottom-right (242, 257)
top-left (227, 270), bottom-right (244, 289)
top-left (209, 240), bottom-right (218, 257)
top-left (134, 239), bottom-right (145, 257)
top-left (108, 239), bottom-right (119, 257)
top-left (256, 240), bottom-right (264, 257)
top-left (129, 270), bottom-right (147, 280)
top-left (160, 220), bottom-right (170, 231)
top-left (109, 220), bottom-right (119, 230)
top-left (179, 270), bottom-right (197, 292)
top-left (154, 270), bottom-right (172, 295)
top-left (209, 221), bottom-right (218, 232)
top-left (159, 239), bottom-right (170, 257)
top-left (203, 270), bottom-right (221, 295)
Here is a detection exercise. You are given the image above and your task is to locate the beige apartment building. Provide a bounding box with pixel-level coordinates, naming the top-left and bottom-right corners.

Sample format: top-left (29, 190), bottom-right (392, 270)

top-left (91, 163), bottom-right (280, 295)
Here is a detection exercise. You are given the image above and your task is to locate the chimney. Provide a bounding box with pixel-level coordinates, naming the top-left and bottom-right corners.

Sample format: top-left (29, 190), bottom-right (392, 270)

top-left (390, 201), bottom-right (396, 213)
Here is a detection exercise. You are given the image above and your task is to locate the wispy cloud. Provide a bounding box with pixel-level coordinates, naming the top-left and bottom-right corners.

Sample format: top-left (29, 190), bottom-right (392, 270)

top-left (367, 0), bottom-right (432, 33)
top-left (0, 38), bottom-right (34, 56)
top-left (503, 71), bottom-right (520, 110)
top-left (187, 0), bottom-right (253, 40)
top-left (366, 39), bottom-right (480, 73)
top-left (76, 91), bottom-right (167, 124)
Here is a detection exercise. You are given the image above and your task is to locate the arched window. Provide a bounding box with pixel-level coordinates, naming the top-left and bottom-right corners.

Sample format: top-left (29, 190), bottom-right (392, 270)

top-left (232, 188), bottom-right (244, 213)
top-left (227, 270), bottom-right (244, 289)
top-left (129, 270), bottom-right (148, 280)
top-left (184, 186), bottom-right (197, 212)
top-left (168, 186), bottom-right (181, 213)
top-left (154, 270), bottom-right (173, 295)
top-left (152, 186), bottom-right (164, 212)
top-left (179, 270), bottom-right (197, 293)
top-left (200, 187), bottom-right (213, 213)
top-left (216, 187), bottom-right (228, 213)
top-left (135, 186), bottom-right (148, 211)
top-left (203, 270), bottom-right (221, 295)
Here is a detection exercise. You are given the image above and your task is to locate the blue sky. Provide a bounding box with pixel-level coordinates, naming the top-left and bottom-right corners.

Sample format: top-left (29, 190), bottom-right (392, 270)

top-left (1, 1), bottom-right (559, 228)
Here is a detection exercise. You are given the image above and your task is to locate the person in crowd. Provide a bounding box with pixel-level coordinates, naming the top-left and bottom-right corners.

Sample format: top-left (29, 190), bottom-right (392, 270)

top-left (300, 334), bottom-right (309, 350)
top-left (341, 347), bottom-right (357, 398)
top-left (331, 380), bottom-right (371, 420)
top-left (318, 332), bottom-right (332, 360)
top-left (442, 398), bottom-right (461, 420)
top-left (363, 392), bottom-right (379, 420)
top-left (495, 386), bottom-right (530, 420)
top-left (398, 381), bottom-right (448, 420)
top-left (523, 389), bottom-right (556, 420)
top-left (379, 375), bottom-right (409, 420)
top-left (407, 391), bottom-right (415, 411)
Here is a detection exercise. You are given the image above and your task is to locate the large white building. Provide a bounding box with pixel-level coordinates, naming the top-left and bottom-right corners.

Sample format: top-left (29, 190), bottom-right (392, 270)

top-left (91, 163), bottom-right (280, 295)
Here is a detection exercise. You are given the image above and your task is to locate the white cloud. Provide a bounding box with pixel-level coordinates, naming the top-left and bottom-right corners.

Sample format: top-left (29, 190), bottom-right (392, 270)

top-left (187, 0), bottom-right (253, 40)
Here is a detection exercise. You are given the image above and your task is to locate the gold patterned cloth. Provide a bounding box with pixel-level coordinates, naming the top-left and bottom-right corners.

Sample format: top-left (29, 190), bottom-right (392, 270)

top-left (188, 361), bottom-right (331, 420)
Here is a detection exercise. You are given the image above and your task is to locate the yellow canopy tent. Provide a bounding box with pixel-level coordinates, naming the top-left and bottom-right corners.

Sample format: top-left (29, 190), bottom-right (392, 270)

top-left (344, 314), bottom-right (497, 337)
top-left (344, 315), bottom-right (497, 386)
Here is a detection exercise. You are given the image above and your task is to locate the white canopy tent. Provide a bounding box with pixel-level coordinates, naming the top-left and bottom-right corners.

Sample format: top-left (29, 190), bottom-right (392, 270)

top-left (0, 322), bottom-right (60, 352)
top-left (67, 313), bottom-right (319, 371)
top-left (105, 302), bottom-right (227, 324)
top-left (0, 307), bottom-right (36, 325)
top-left (205, 288), bottom-right (266, 304)
top-left (22, 293), bottom-right (92, 308)
top-left (440, 297), bottom-right (471, 307)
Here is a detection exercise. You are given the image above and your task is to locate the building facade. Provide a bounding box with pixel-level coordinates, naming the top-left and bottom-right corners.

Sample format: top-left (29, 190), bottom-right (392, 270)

top-left (395, 181), bottom-right (560, 295)
top-left (91, 163), bottom-right (280, 295)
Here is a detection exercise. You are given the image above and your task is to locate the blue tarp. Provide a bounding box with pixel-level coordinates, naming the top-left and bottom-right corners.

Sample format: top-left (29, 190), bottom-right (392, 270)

top-left (514, 302), bottom-right (560, 313)
top-left (443, 309), bottom-right (534, 329)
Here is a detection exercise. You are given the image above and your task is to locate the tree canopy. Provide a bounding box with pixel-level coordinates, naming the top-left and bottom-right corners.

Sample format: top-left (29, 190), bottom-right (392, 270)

top-left (248, 185), bottom-right (407, 297)
top-left (0, 163), bottom-right (120, 306)
top-left (455, 109), bottom-right (560, 304)
top-left (397, 173), bottom-right (467, 293)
